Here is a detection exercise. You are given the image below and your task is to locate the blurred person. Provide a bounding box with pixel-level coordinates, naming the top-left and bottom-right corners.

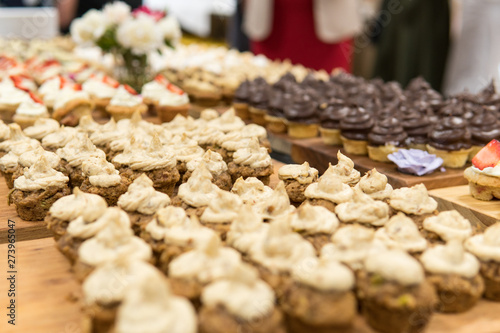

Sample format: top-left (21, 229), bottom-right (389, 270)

top-left (58, 0), bottom-right (142, 33)
top-left (243, 0), bottom-right (363, 72)
top-left (229, 0), bottom-right (250, 52)
top-left (372, 0), bottom-right (450, 91)
top-left (0, 0), bottom-right (51, 6)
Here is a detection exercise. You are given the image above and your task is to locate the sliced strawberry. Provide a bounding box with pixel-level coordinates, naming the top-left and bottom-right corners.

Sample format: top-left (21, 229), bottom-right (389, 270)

top-left (167, 83), bottom-right (184, 95)
top-left (103, 76), bottom-right (119, 88)
top-left (123, 84), bottom-right (137, 95)
top-left (41, 59), bottom-right (60, 68)
top-left (13, 82), bottom-right (30, 93)
top-left (154, 74), bottom-right (168, 85)
top-left (29, 92), bottom-right (43, 104)
top-left (73, 83), bottom-right (82, 91)
top-left (59, 75), bottom-right (67, 90)
top-left (472, 139), bottom-right (500, 170)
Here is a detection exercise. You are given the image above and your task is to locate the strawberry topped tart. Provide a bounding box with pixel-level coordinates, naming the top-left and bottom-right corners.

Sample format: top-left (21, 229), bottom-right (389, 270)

top-left (464, 139), bottom-right (500, 200)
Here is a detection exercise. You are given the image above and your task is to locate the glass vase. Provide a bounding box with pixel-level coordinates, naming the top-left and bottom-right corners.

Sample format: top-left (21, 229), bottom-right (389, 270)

top-left (112, 50), bottom-right (153, 92)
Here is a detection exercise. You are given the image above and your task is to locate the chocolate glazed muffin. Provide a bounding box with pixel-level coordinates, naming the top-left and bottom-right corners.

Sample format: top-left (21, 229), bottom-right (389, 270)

top-left (284, 91), bottom-right (319, 139)
top-left (232, 80), bottom-right (251, 119)
top-left (468, 108), bottom-right (500, 160)
top-left (401, 110), bottom-right (431, 150)
top-left (319, 99), bottom-right (349, 146)
top-left (367, 117), bottom-right (407, 163)
top-left (248, 78), bottom-right (270, 126)
top-left (427, 116), bottom-right (472, 168)
top-left (339, 106), bottom-right (374, 155)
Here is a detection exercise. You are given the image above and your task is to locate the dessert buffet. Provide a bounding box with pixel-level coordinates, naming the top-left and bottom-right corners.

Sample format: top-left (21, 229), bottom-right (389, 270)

top-left (1, 2), bottom-right (500, 333)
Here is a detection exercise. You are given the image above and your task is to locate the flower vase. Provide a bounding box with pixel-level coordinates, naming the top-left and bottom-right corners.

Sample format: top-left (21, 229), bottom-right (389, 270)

top-left (112, 50), bottom-right (152, 92)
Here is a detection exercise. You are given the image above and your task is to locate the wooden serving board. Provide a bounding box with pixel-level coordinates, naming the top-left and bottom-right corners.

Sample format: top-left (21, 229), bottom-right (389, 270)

top-left (429, 185), bottom-right (500, 229)
top-left (3, 238), bottom-right (500, 333)
top-left (291, 137), bottom-right (468, 190)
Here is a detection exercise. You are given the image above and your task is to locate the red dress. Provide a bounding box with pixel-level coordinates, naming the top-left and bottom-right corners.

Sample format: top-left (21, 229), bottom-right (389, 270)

top-left (251, 0), bottom-right (353, 72)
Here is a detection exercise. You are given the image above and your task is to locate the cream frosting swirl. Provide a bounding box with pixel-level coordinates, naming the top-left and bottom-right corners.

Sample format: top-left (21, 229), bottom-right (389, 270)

top-left (293, 257), bottom-right (355, 292)
top-left (56, 134), bottom-right (106, 167)
top-left (232, 137), bottom-right (272, 168)
top-left (42, 126), bottom-right (78, 150)
top-left (278, 162), bottom-right (318, 185)
top-left (67, 204), bottom-right (128, 239)
top-left (81, 157), bottom-right (121, 187)
top-left (354, 168), bottom-right (393, 200)
top-left (207, 108), bottom-right (245, 133)
top-left (141, 80), bottom-right (166, 101)
top-left (335, 188), bottom-right (390, 227)
top-left (231, 177), bottom-right (274, 205)
top-left (89, 118), bottom-right (123, 146)
top-left (169, 233), bottom-right (242, 284)
top-left (0, 120), bottom-right (10, 141)
top-left (109, 85), bottom-right (142, 107)
top-left (422, 211), bottom-right (473, 242)
top-left (76, 115), bottom-right (100, 135)
top-left (118, 174), bottom-right (170, 215)
top-left (389, 184), bottom-right (437, 215)
top-left (420, 240), bottom-right (480, 279)
top-left (200, 189), bottom-right (242, 224)
top-left (220, 132), bottom-right (252, 152)
top-left (23, 118), bottom-right (60, 140)
top-left (290, 203), bottom-right (339, 235)
top-left (304, 173), bottom-right (353, 204)
top-left (364, 249), bottom-right (424, 286)
top-left (53, 88), bottom-right (90, 111)
top-left (374, 213), bottom-right (427, 253)
top-left (226, 204), bottom-right (268, 254)
top-left (192, 127), bottom-right (225, 146)
top-left (0, 123), bottom-right (40, 154)
top-left (82, 78), bottom-right (117, 99)
top-left (0, 152), bottom-right (19, 172)
top-left (201, 264), bottom-right (275, 321)
top-left (465, 223), bottom-right (500, 262)
top-left (78, 208), bottom-right (152, 266)
top-left (322, 151), bottom-right (361, 186)
top-left (253, 181), bottom-right (295, 220)
top-left (158, 91), bottom-right (189, 106)
top-left (18, 146), bottom-right (60, 169)
top-left (177, 164), bottom-right (219, 207)
top-left (50, 187), bottom-right (107, 223)
top-left (15, 99), bottom-right (48, 117)
top-left (241, 124), bottom-right (267, 140)
top-left (14, 155), bottom-right (68, 191)
top-left (186, 150), bottom-right (227, 175)
top-left (169, 135), bottom-right (204, 163)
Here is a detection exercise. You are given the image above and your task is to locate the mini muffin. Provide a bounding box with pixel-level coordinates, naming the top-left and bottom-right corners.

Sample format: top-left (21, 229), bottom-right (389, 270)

top-left (52, 88), bottom-right (94, 127)
top-left (226, 204), bottom-right (269, 258)
top-left (206, 108), bottom-right (245, 133)
top-left (367, 117), bottom-right (408, 163)
top-left (172, 164), bottom-right (219, 217)
top-left (323, 151), bottom-right (361, 186)
top-left (113, 134), bottom-right (180, 196)
top-left (113, 266), bottom-right (197, 333)
top-left (231, 176), bottom-right (274, 206)
top-left (335, 188), bottom-right (390, 228)
top-left (232, 79), bottom-right (251, 119)
top-left (253, 181), bottom-right (296, 221)
top-left (183, 77), bottom-right (222, 107)
top-left (265, 89), bottom-right (289, 134)
top-left (284, 91), bottom-right (319, 139)
top-left (0, 84), bottom-right (31, 122)
top-left (339, 106), bottom-right (374, 155)
top-left (240, 123), bottom-right (272, 152)
top-left (374, 213), bottom-right (428, 255)
top-left (143, 207), bottom-right (216, 271)
top-left (200, 189), bottom-right (242, 240)
top-left (167, 134), bottom-right (204, 179)
top-left (199, 264), bottom-right (286, 333)
top-left (75, 115), bottom-right (100, 136)
top-left (183, 150), bottom-right (232, 190)
top-left (168, 234), bottom-right (243, 305)
top-left (247, 216), bottom-right (316, 298)
top-left (13, 97), bottom-right (50, 129)
top-left (41, 126), bottom-right (78, 152)
top-left (465, 222), bottom-right (500, 301)
top-left (354, 168), bottom-right (393, 201)
top-left (357, 249), bottom-right (437, 333)
top-left (81, 75), bottom-right (118, 113)
top-left (0, 123), bottom-right (40, 159)
top-left (420, 240), bottom-right (483, 313)
top-left (9, 156), bottom-right (70, 221)
top-left (89, 118), bottom-right (123, 155)
top-left (82, 259), bottom-right (160, 333)
top-left (192, 127), bottom-right (226, 152)
top-left (73, 208), bottom-right (152, 281)
top-left (388, 184), bottom-right (438, 228)
top-left (45, 187), bottom-right (107, 241)
top-left (155, 83), bottom-right (191, 123)
top-left (118, 174), bottom-right (171, 235)
top-left (141, 74), bottom-right (169, 111)
top-left (106, 85), bottom-right (147, 121)
top-left (281, 257), bottom-right (357, 333)
top-left (247, 79), bottom-right (269, 126)
top-left (303, 173), bottom-right (353, 213)
top-left (58, 206), bottom-right (126, 263)
top-left (321, 224), bottom-right (376, 271)
top-left (14, 147), bottom-right (66, 184)
top-left (422, 210), bottom-right (474, 245)
top-left (23, 117), bottom-right (60, 141)
top-left (289, 203), bottom-right (339, 253)
top-left (318, 101), bottom-right (350, 145)
top-left (228, 138), bottom-right (274, 185)
top-left (217, 132), bottom-right (253, 163)
top-left (80, 157), bottom-right (130, 206)
top-left (278, 162), bottom-right (318, 203)
top-left (0, 152), bottom-right (23, 189)
top-left (0, 119), bottom-right (10, 142)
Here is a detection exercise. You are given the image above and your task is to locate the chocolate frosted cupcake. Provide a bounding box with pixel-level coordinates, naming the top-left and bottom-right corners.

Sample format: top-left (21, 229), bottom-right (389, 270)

top-left (465, 222), bottom-right (500, 301)
top-left (389, 184), bottom-right (438, 229)
top-left (319, 101), bottom-right (349, 145)
top-left (427, 116), bottom-right (472, 168)
top-left (278, 162), bottom-right (318, 203)
top-left (232, 80), bottom-right (251, 119)
top-left (46, 187), bottom-right (107, 241)
top-left (357, 249), bottom-right (436, 333)
top-left (199, 264), bottom-right (286, 333)
top-left (367, 117), bottom-right (408, 162)
top-left (422, 210), bottom-right (473, 245)
top-left (282, 257), bottom-right (357, 333)
top-left (339, 106), bottom-right (374, 155)
top-left (420, 240), bottom-right (483, 313)
top-left (248, 78), bottom-right (270, 126)
top-left (289, 203), bottom-right (339, 253)
top-left (200, 189), bottom-right (242, 240)
top-left (118, 174), bottom-right (171, 235)
top-left (9, 156), bottom-right (70, 221)
top-left (354, 168), bottom-right (393, 201)
top-left (468, 108), bottom-right (500, 160)
top-left (401, 110), bottom-right (431, 150)
top-left (284, 91), bottom-right (319, 139)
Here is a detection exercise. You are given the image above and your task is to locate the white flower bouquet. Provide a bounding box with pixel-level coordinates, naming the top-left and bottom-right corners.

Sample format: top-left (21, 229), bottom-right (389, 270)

top-left (70, 2), bottom-right (181, 89)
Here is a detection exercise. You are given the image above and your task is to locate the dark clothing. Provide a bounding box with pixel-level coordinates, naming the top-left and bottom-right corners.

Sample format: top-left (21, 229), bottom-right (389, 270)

top-left (372, 0), bottom-right (450, 92)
